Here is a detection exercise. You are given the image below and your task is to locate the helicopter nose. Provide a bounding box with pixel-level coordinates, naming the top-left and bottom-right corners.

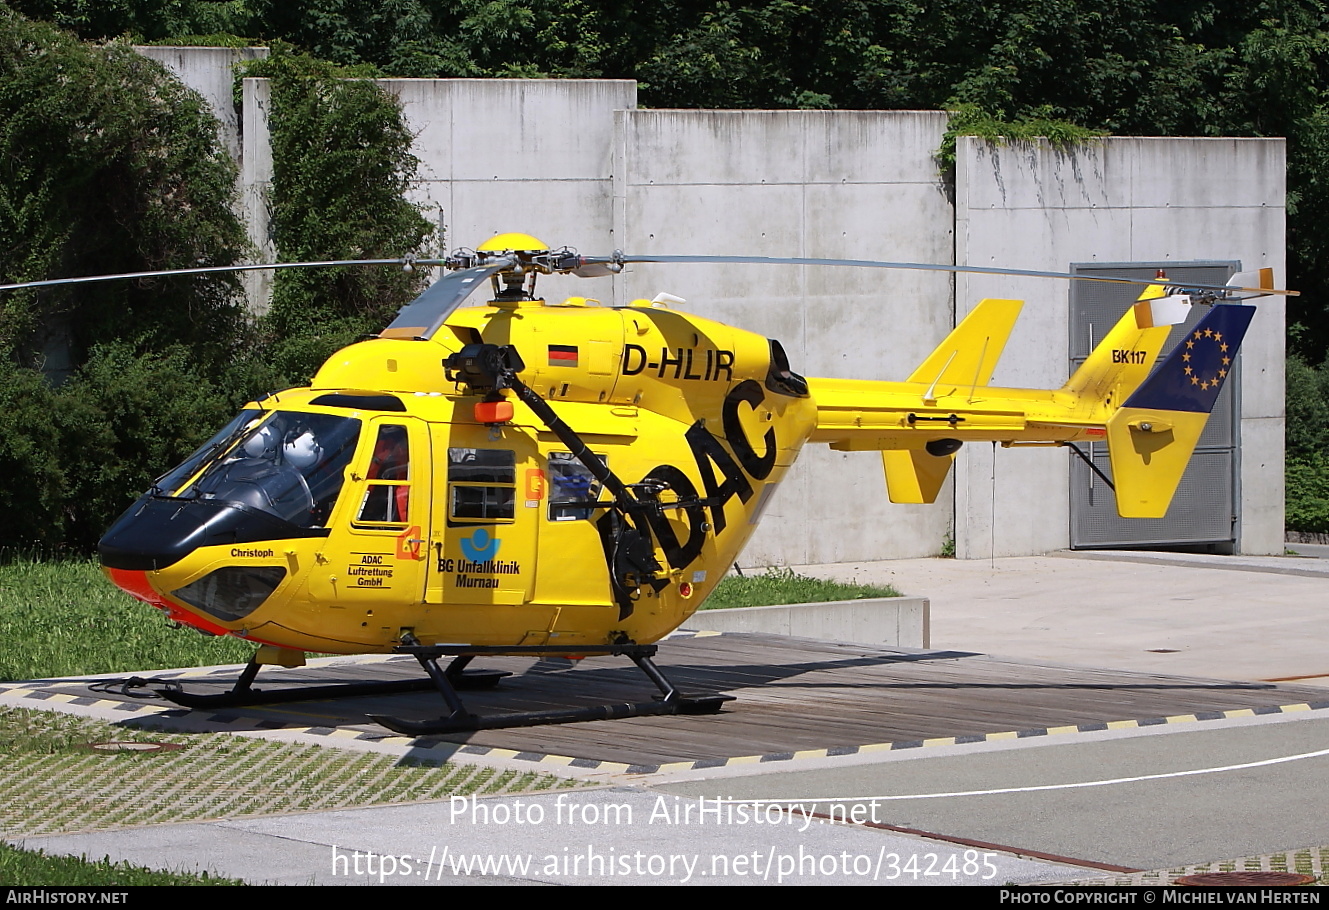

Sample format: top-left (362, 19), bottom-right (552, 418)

top-left (104, 567), bottom-right (165, 606)
top-left (103, 566), bottom-right (233, 636)
top-left (99, 495), bottom-right (314, 572)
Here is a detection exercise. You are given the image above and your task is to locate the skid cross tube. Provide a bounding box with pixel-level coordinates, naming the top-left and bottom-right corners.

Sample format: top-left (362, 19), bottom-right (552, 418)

top-left (156, 661), bottom-right (439, 709)
top-left (154, 651), bottom-right (508, 710)
top-left (366, 642), bottom-right (733, 736)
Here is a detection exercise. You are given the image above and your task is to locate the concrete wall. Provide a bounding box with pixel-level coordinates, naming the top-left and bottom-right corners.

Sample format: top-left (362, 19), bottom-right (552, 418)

top-left (136, 47), bottom-right (268, 162)
top-left (611, 110), bottom-right (956, 564)
top-left (683, 597), bottom-right (931, 648)
top-left (134, 48), bottom-right (271, 307)
top-left (385, 79), bottom-right (636, 265)
top-left (953, 136), bottom-right (1286, 557)
top-left (240, 78), bottom-right (273, 310)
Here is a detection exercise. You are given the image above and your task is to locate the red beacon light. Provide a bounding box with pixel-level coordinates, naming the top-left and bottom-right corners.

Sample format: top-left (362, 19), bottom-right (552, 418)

top-left (474, 397), bottom-right (514, 425)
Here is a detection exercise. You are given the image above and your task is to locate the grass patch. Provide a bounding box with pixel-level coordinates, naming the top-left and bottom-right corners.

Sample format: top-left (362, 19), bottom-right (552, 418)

top-left (0, 558), bottom-right (253, 681)
top-left (700, 568), bottom-right (899, 610)
top-left (0, 842), bottom-right (243, 885)
top-left (1, 558), bottom-right (903, 669)
top-left (0, 707), bottom-right (586, 839)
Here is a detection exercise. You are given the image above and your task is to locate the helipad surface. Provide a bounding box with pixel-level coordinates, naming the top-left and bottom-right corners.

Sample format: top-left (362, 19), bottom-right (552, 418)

top-left (10, 632), bottom-right (1326, 774)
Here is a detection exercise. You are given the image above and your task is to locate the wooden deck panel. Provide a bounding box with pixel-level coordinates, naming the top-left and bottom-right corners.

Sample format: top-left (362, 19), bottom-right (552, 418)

top-left (57, 633), bottom-right (1329, 767)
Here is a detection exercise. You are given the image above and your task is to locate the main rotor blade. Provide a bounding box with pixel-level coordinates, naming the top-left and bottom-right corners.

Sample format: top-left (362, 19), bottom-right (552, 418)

top-left (617, 254), bottom-right (1298, 297)
top-left (379, 260), bottom-right (513, 340)
top-left (0, 258), bottom-right (448, 294)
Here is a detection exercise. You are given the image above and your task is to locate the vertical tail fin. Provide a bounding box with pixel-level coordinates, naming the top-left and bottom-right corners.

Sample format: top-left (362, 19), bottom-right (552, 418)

top-left (1106, 303), bottom-right (1256, 517)
top-left (1060, 284), bottom-right (1184, 406)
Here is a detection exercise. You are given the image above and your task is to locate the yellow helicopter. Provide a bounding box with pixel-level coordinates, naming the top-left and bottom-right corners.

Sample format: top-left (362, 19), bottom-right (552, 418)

top-left (4, 233), bottom-right (1285, 734)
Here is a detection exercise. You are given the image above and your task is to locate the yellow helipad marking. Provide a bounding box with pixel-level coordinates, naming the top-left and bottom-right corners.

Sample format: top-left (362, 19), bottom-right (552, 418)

top-left (655, 762), bottom-right (695, 773)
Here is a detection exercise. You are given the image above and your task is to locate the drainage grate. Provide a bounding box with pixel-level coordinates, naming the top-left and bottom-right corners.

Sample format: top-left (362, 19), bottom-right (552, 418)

top-left (79, 741), bottom-right (186, 754)
top-left (1175, 872), bottom-right (1317, 886)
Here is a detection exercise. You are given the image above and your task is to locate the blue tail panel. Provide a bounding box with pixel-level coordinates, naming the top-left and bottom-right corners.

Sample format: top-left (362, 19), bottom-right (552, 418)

top-left (1122, 304), bottom-right (1256, 413)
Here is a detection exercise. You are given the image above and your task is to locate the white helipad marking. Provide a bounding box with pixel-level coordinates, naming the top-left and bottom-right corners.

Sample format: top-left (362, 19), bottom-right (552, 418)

top-left (721, 746), bottom-right (1329, 804)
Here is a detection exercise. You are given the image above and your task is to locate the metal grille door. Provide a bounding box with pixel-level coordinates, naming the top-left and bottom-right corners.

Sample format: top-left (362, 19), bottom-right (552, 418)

top-left (1069, 263), bottom-right (1240, 549)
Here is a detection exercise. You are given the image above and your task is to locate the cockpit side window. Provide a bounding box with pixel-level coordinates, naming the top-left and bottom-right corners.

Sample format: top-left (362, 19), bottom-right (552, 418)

top-left (547, 451), bottom-right (604, 521)
top-left (448, 448), bottom-right (515, 521)
top-left (356, 425), bottom-right (411, 525)
top-left (183, 412), bottom-right (361, 530)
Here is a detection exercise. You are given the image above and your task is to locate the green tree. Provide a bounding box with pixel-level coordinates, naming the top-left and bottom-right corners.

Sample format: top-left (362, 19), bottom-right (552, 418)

top-left (242, 50), bottom-right (434, 383)
top-left (0, 6), bottom-right (249, 549)
top-left (1286, 354), bottom-right (1329, 459)
top-left (1286, 353), bottom-right (1329, 533)
top-left (0, 5), bottom-right (248, 373)
top-left (0, 362), bottom-right (66, 546)
top-left (3, 0), bottom-right (253, 42)
top-left (55, 343), bottom-right (236, 550)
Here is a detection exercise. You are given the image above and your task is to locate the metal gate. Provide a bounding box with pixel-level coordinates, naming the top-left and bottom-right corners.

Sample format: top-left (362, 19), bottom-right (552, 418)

top-left (1068, 262), bottom-right (1240, 550)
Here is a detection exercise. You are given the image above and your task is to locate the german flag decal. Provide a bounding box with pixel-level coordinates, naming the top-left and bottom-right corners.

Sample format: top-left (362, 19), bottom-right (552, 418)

top-left (548, 344), bottom-right (579, 367)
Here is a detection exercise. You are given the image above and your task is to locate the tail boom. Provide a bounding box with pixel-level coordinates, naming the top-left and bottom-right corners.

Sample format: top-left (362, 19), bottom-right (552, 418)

top-left (807, 292), bottom-right (1255, 517)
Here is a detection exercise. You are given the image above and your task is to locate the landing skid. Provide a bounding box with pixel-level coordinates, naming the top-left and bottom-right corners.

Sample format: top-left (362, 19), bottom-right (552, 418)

top-left (368, 643), bottom-right (733, 736)
top-left (156, 655), bottom-right (507, 710)
top-left (151, 643), bottom-right (733, 734)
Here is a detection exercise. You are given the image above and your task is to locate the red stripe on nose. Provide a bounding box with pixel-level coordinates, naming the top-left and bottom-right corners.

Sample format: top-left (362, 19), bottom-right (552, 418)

top-left (105, 567), bottom-right (163, 605)
top-left (104, 567), bottom-right (233, 637)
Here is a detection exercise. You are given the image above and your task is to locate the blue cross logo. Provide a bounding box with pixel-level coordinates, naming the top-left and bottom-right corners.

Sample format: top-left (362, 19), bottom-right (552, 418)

top-left (460, 528), bottom-right (501, 562)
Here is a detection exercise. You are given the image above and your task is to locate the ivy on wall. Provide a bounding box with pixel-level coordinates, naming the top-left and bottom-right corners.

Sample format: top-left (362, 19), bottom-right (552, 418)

top-left (240, 49), bottom-right (435, 383)
top-left (0, 4), bottom-right (247, 373)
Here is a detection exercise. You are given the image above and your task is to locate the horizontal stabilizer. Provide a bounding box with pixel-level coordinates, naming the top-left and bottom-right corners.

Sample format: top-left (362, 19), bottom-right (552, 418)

top-left (875, 300), bottom-right (1021, 500)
